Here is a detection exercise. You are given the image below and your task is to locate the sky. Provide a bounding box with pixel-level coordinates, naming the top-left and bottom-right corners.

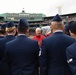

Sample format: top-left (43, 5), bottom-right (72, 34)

top-left (0, 0), bottom-right (76, 16)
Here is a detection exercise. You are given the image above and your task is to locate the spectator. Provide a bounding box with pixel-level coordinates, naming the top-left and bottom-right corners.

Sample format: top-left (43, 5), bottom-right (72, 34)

top-left (66, 21), bottom-right (76, 75)
top-left (32, 27), bottom-right (45, 46)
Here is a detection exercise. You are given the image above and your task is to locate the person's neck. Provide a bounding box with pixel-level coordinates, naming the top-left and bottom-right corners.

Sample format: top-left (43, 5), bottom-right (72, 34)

top-left (73, 35), bottom-right (76, 40)
top-left (0, 34), bottom-right (4, 36)
top-left (18, 34), bottom-right (25, 36)
top-left (18, 32), bottom-right (25, 35)
top-left (53, 29), bottom-right (63, 33)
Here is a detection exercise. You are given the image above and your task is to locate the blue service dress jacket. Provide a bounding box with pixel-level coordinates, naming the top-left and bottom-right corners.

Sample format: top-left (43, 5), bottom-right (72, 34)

top-left (5, 35), bottom-right (40, 75)
top-left (0, 36), bottom-right (4, 39)
top-left (0, 35), bottom-right (16, 75)
top-left (40, 32), bottom-right (75, 75)
top-left (66, 41), bottom-right (76, 75)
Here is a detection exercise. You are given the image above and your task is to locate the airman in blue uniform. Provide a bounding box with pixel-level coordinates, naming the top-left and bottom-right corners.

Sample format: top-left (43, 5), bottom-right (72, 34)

top-left (0, 24), bottom-right (6, 38)
top-left (66, 21), bottom-right (76, 75)
top-left (5, 19), bottom-right (40, 75)
top-left (0, 21), bottom-right (16, 75)
top-left (40, 14), bottom-right (75, 75)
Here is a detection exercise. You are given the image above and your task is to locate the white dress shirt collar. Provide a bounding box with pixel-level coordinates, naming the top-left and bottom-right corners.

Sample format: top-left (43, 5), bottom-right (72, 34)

top-left (18, 34), bottom-right (25, 36)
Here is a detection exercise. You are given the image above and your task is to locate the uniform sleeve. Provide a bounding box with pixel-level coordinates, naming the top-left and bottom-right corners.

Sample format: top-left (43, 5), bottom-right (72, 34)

top-left (5, 44), bottom-right (11, 68)
top-left (0, 42), bottom-right (5, 61)
top-left (40, 40), bottom-right (48, 75)
top-left (66, 48), bottom-right (76, 75)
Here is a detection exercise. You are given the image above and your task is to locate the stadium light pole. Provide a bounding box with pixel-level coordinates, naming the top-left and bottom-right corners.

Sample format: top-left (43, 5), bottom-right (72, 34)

top-left (56, 4), bottom-right (62, 15)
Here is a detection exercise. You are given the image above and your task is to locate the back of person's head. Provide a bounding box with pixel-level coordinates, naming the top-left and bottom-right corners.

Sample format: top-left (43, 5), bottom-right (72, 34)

top-left (0, 24), bottom-right (6, 35)
top-left (6, 21), bottom-right (16, 35)
top-left (18, 18), bottom-right (29, 34)
top-left (51, 14), bottom-right (64, 33)
top-left (69, 21), bottom-right (74, 26)
top-left (69, 21), bottom-right (76, 39)
top-left (64, 21), bottom-right (75, 35)
top-left (64, 23), bottom-right (70, 35)
top-left (6, 21), bottom-right (16, 36)
top-left (69, 21), bottom-right (76, 34)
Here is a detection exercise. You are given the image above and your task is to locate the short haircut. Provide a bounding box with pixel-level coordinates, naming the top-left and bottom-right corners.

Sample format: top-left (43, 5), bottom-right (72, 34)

top-left (0, 29), bottom-right (6, 34)
top-left (18, 26), bottom-right (29, 33)
top-left (51, 21), bottom-right (64, 30)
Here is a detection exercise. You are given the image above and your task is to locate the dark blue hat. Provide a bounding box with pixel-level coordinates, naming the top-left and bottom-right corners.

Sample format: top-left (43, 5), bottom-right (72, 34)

top-left (6, 21), bottom-right (15, 28)
top-left (52, 14), bottom-right (62, 22)
top-left (18, 18), bottom-right (29, 27)
top-left (1, 24), bottom-right (6, 29)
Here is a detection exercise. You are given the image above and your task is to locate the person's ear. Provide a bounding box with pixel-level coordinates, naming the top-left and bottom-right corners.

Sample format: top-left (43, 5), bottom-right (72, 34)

top-left (27, 29), bottom-right (29, 33)
top-left (69, 30), bottom-right (75, 37)
top-left (50, 25), bottom-right (53, 33)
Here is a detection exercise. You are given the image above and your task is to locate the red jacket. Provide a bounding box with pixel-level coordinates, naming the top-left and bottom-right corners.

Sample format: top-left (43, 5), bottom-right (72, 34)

top-left (32, 35), bottom-right (45, 46)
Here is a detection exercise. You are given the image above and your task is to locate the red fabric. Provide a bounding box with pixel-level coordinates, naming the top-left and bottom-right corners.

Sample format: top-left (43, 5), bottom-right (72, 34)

top-left (45, 33), bottom-right (51, 37)
top-left (32, 35), bottom-right (45, 46)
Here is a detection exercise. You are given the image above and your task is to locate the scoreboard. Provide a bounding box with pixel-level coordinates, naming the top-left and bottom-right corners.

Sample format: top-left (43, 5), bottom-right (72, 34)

top-left (0, 11), bottom-right (46, 22)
